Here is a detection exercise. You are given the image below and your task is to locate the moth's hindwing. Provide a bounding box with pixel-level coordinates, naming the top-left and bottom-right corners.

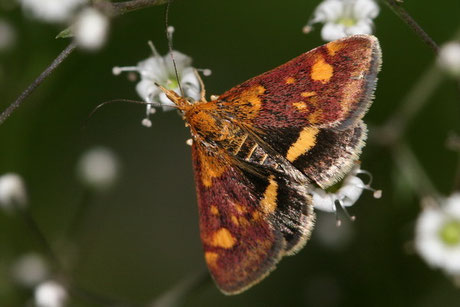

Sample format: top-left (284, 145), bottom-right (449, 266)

top-left (192, 143), bottom-right (314, 294)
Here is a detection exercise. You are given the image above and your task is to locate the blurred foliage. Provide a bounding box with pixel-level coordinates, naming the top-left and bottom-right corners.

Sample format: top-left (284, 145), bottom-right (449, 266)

top-left (1, 0), bottom-right (460, 306)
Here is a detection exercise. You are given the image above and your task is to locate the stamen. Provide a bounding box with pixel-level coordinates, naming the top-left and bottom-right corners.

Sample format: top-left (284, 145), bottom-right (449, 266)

top-left (356, 169), bottom-right (382, 199)
top-left (334, 199), bottom-right (356, 226)
top-left (142, 118), bottom-right (152, 127)
top-left (357, 169), bottom-right (373, 186)
top-left (197, 68), bottom-right (212, 76)
top-left (148, 41), bottom-right (160, 57)
top-left (112, 66), bottom-right (139, 75)
top-left (167, 26), bottom-right (175, 39)
top-left (302, 25), bottom-right (313, 34)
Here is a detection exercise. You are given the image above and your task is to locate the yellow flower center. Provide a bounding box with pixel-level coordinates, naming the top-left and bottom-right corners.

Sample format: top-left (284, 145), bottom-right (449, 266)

top-left (439, 220), bottom-right (460, 246)
top-left (166, 78), bottom-right (179, 90)
top-left (336, 17), bottom-right (357, 27)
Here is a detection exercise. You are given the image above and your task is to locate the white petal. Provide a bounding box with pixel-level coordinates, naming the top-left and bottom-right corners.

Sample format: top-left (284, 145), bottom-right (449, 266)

top-left (20, 0), bottom-right (87, 23)
top-left (438, 42), bottom-right (460, 76)
top-left (312, 188), bottom-right (337, 212)
top-left (314, 0), bottom-right (344, 23)
top-left (137, 57), bottom-right (167, 81)
top-left (443, 246), bottom-right (460, 274)
top-left (0, 19), bottom-right (16, 51)
top-left (415, 235), bottom-right (448, 268)
top-left (164, 50), bottom-right (192, 74)
top-left (181, 68), bottom-right (200, 89)
top-left (158, 92), bottom-right (177, 109)
top-left (76, 147), bottom-right (119, 190)
top-left (181, 68), bottom-right (201, 101)
top-left (136, 79), bottom-right (161, 103)
top-left (353, 0), bottom-right (380, 19)
top-left (337, 176), bottom-right (364, 207)
top-left (0, 173), bottom-right (27, 209)
top-left (416, 207), bottom-right (445, 237)
top-left (445, 193), bottom-right (460, 218)
top-left (34, 281), bottom-right (67, 307)
top-left (74, 8), bottom-right (109, 50)
top-left (345, 20), bottom-right (373, 36)
top-left (321, 22), bottom-right (347, 41)
top-left (12, 253), bottom-right (49, 287)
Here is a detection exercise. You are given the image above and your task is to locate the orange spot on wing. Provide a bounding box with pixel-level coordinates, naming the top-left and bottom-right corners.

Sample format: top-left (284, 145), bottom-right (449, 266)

top-left (286, 127), bottom-right (320, 162)
top-left (252, 211), bottom-right (261, 221)
top-left (326, 41), bottom-right (345, 56)
top-left (198, 150), bottom-right (227, 187)
top-left (301, 91), bottom-right (317, 97)
top-left (233, 85), bottom-right (265, 120)
top-left (285, 77), bottom-right (296, 84)
top-left (293, 101), bottom-right (308, 111)
top-left (311, 55), bottom-right (333, 84)
top-left (210, 205), bottom-right (219, 215)
top-left (260, 176), bottom-right (278, 214)
top-left (205, 252), bottom-right (219, 267)
top-left (231, 215), bottom-right (239, 226)
top-left (234, 203), bottom-right (246, 214)
top-left (211, 228), bottom-right (237, 249)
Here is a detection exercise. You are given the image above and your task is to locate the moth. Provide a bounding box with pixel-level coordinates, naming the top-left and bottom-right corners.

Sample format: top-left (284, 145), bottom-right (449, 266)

top-left (157, 34), bottom-right (381, 294)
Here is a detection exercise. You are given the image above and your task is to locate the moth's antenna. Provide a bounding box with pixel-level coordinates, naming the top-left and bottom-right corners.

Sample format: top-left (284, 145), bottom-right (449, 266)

top-left (165, 0), bottom-right (185, 97)
top-left (83, 99), bottom-right (178, 128)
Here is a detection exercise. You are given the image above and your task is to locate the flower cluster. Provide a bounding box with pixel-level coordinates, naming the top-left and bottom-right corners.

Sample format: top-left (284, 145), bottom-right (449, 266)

top-left (18, 0), bottom-right (109, 50)
top-left (304, 0), bottom-right (380, 41)
top-left (415, 194), bottom-right (460, 277)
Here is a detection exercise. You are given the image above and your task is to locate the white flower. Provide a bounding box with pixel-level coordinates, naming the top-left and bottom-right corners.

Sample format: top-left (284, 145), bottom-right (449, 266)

top-left (312, 166), bottom-right (381, 225)
top-left (304, 0), bottom-right (380, 41)
top-left (11, 253), bottom-right (49, 287)
top-left (438, 42), bottom-right (460, 77)
top-left (74, 8), bottom-right (109, 51)
top-left (113, 27), bottom-right (210, 126)
top-left (20, 0), bottom-right (87, 23)
top-left (0, 173), bottom-right (27, 210)
top-left (0, 19), bottom-right (16, 51)
top-left (34, 281), bottom-right (68, 307)
top-left (415, 194), bottom-right (460, 276)
top-left (77, 147), bottom-right (120, 190)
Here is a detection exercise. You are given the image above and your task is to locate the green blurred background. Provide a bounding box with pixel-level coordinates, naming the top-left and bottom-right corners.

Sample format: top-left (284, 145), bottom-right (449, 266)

top-left (1, 0), bottom-right (460, 306)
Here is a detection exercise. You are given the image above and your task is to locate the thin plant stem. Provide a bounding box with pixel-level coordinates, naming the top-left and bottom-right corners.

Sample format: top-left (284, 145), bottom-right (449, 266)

top-left (392, 142), bottom-right (441, 203)
top-left (382, 0), bottom-right (439, 54)
top-left (150, 270), bottom-right (211, 307)
top-left (111, 0), bottom-right (170, 16)
top-left (374, 63), bottom-right (443, 145)
top-left (0, 43), bottom-right (77, 125)
top-left (0, 0), bottom-right (171, 126)
top-left (16, 205), bottom-right (63, 269)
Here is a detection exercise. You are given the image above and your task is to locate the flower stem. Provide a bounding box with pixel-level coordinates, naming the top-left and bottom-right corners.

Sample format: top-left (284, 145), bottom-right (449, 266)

top-left (392, 142), bottom-right (441, 203)
top-left (0, 42), bottom-right (77, 125)
top-left (150, 270), bottom-right (211, 307)
top-left (382, 0), bottom-right (439, 54)
top-left (111, 0), bottom-right (171, 16)
top-left (16, 205), bottom-right (63, 269)
top-left (374, 63), bottom-right (443, 145)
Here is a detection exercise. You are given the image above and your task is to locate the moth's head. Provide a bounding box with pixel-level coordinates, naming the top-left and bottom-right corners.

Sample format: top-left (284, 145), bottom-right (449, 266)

top-left (155, 83), bottom-right (195, 112)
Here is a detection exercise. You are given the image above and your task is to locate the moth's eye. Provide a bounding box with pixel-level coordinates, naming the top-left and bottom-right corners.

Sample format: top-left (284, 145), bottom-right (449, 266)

top-left (185, 97), bottom-right (195, 104)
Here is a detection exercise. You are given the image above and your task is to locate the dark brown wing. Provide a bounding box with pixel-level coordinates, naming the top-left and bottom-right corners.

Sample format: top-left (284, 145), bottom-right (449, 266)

top-left (192, 142), bottom-right (314, 294)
